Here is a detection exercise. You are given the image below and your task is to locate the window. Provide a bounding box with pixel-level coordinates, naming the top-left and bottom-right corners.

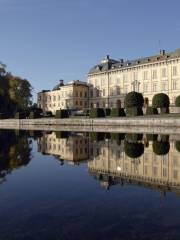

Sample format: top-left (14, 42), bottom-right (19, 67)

top-left (173, 170), bottom-right (178, 179)
top-left (124, 85), bottom-right (128, 93)
top-left (80, 92), bottom-right (82, 97)
top-left (53, 96), bottom-right (56, 101)
top-left (152, 70), bottom-right (157, 79)
top-left (96, 89), bottom-right (100, 97)
top-left (161, 68), bottom-right (167, 78)
top-left (102, 89), bottom-right (106, 96)
top-left (143, 83), bottom-right (148, 92)
top-left (90, 90), bottom-right (93, 98)
top-left (75, 91), bottom-right (78, 97)
top-left (172, 66), bottom-right (177, 76)
top-left (116, 78), bottom-right (120, 84)
top-left (133, 72), bottom-right (138, 80)
top-left (152, 83), bottom-right (157, 92)
top-left (84, 92), bottom-right (87, 97)
top-left (172, 79), bottom-right (177, 90)
top-left (110, 88), bottom-right (113, 96)
top-left (161, 81), bottom-right (168, 91)
top-left (143, 71), bottom-right (148, 80)
top-left (123, 74), bottom-right (127, 83)
top-left (117, 86), bottom-right (120, 95)
top-left (163, 168), bottom-right (167, 177)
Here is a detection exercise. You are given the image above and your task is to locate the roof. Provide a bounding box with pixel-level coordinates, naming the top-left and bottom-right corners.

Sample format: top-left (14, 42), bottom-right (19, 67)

top-left (88, 49), bottom-right (180, 75)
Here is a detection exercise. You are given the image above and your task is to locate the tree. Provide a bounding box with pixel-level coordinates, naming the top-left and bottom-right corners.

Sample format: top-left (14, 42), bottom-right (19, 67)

top-left (124, 91), bottom-right (144, 108)
top-left (152, 93), bottom-right (170, 114)
top-left (175, 95), bottom-right (180, 107)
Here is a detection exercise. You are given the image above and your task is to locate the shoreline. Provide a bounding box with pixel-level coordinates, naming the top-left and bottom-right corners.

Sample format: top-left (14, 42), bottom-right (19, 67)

top-left (0, 117), bottom-right (180, 135)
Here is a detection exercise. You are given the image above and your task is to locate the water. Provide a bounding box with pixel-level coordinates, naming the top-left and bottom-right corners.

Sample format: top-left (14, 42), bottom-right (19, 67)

top-left (0, 130), bottom-right (180, 240)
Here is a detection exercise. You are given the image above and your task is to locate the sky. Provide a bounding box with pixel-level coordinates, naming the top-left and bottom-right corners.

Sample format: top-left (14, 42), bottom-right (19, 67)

top-left (0, 0), bottom-right (180, 101)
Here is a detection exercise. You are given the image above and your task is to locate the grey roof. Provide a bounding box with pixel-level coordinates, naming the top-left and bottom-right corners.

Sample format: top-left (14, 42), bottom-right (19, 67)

top-left (88, 49), bottom-right (180, 75)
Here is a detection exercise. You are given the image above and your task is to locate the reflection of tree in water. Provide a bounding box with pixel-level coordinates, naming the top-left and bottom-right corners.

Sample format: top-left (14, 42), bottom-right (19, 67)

top-left (124, 133), bottom-right (144, 159)
top-left (152, 135), bottom-right (170, 156)
top-left (0, 130), bottom-right (32, 183)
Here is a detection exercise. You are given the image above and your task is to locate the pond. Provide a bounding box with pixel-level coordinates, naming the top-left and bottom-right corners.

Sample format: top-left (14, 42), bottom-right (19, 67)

top-left (0, 129), bottom-right (180, 240)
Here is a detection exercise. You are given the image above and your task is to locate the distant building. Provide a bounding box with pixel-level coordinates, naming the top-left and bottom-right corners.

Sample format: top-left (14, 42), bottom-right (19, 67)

top-left (37, 80), bottom-right (88, 114)
top-left (87, 49), bottom-right (180, 107)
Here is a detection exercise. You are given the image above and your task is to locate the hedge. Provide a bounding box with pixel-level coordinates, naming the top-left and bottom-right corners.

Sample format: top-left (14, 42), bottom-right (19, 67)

top-left (14, 112), bottom-right (26, 119)
top-left (175, 95), bottom-right (180, 107)
top-left (104, 108), bottom-right (111, 116)
top-left (89, 108), bottom-right (105, 118)
top-left (125, 133), bottom-right (143, 142)
top-left (55, 109), bottom-right (69, 118)
top-left (111, 133), bottom-right (125, 145)
top-left (175, 141), bottom-right (180, 152)
top-left (29, 111), bottom-right (40, 119)
top-left (124, 91), bottom-right (144, 108)
top-left (55, 131), bottom-right (69, 139)
top-left (152, 141), bottom-right (170, 155)
top-left (110, 108), bottom-right (126, 117)
top-left (0, 113), bottom-right (6, 119)
top-left (146, 107), bottom-right (158, 115)
top-left (126, 107), bottom-right (143, 116)
top-left (124, 141), bottom-right (144, 158)
top-left (152, 93), bottom-right (170, 108)
top-left (89, 132), bottom-right (105, 141)
top-left (146, 134), bottom-right (158, 141)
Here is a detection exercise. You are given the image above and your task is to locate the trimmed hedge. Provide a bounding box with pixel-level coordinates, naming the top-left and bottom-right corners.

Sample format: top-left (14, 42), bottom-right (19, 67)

top-left (175, 141), bottom-right (180, 152)
top-left (89, 132), bottom-right (105, 141)
top-left (146, 134), bottom-right (158, 141)
top-left (14, 112), bottom-right (26, 119)
top-left (146, 107), bottom-right (158, 115)
top-left (0, 113), bottom-right (6, 119)
top-left (89, 108), bottom-right (105, 118)
top-left (175, 95), bottom-right (180, 107)
top-left (152, 141), bottom-right (170, 155)
top-left (124, 91), bottom-right (144, 108)
top-left (29, 111), bottom-right (40, 119)
top-left (126, 107), bottom-right (143, 116)
top-left (104, 108), bottom-right (111, 116)
top-left (124, 141), bottom-right (144, 158)
top-left (55, 131), bottom-right (69, 139)
top-left (110, 108), bottom-right (126, 117)
top-left (111, 133), bottom-right (125, 145)
top-left (55, 109), bottom-right (69, 118)
top-left (152, 93), bottom-right (170, 108)
top-left (125, 133), bottom-right (143, 142)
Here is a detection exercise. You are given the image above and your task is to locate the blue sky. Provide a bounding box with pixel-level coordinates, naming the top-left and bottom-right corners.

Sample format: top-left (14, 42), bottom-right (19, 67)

top-left (0, 0), bottom-right (180, 100)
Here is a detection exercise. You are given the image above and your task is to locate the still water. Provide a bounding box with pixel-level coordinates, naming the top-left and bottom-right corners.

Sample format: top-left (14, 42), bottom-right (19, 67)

top-left (0, 129), bottom-right (180, 240)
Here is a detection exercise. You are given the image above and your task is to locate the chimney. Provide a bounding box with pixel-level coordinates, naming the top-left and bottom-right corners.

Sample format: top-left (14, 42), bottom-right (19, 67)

top-left (59, 79), bottom-right (64, 86)
top-left (160, 49), bottom-right (166, 55)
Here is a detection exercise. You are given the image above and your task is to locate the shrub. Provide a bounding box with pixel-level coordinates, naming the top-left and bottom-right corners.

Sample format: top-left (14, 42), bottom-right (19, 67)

top-left (29, 111), bottom-right (40, 119)
top-left (55, 109), bottom-right (69, 118)
top-left (146, 107), bottom-right (158, 115)
top-left (126, 107), bottom-right (143, 116)
top-left (105, 133), bottom-right (111, 139)
top-left (110, 108), bottom-right (126, 117)
top-left (152, 141), bottom-right (170, 155)
top-left (175, 141), bottom-right (180, 152)
top-left (152, 93), bottom-right (170, 108)
top-left (124, 141), bottom-right (144, 158)
top-left (175, 96), bottom-right (180, 107)
top-left (111, 133), bottom-right (125, 145)
top-left (89, 108), bottom-right (105, 118)
top-left (105, 108), bottom-right (111, 116)
top-left (14, 112), bottom-right (26, 119)
top-left (83, 109), bottom-right (89, 116)
top-left (0, 113), bottom-right (6, 119)
top-left (55, 131), bottom-right (69, 139)
top-left (124, 91), bottom-right (144, 108)
top-left (90, 132), bottom-right (105, 141)
top-left (146, 134), bottom-right (158, 141)
top-left (125, 133), bottom-right (143, 142)
top-left (160, 134), bottom-right (169, 142)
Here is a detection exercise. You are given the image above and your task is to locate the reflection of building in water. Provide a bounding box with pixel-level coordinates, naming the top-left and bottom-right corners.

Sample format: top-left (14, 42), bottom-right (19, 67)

top-left (88, 138), bottom-right (180, 193)
top-left (37, 132), bottom-right (89, 164)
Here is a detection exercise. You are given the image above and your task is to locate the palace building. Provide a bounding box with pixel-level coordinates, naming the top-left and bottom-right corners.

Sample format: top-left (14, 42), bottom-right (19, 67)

top-left (37, 80), bottom-right (88, 114)
top-left (87, 48), bottom-right (180, 108)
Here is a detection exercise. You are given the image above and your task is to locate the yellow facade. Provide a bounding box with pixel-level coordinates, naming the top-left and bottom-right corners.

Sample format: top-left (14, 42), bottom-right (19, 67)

top-left (37, 80), bottom-right (88, 114)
